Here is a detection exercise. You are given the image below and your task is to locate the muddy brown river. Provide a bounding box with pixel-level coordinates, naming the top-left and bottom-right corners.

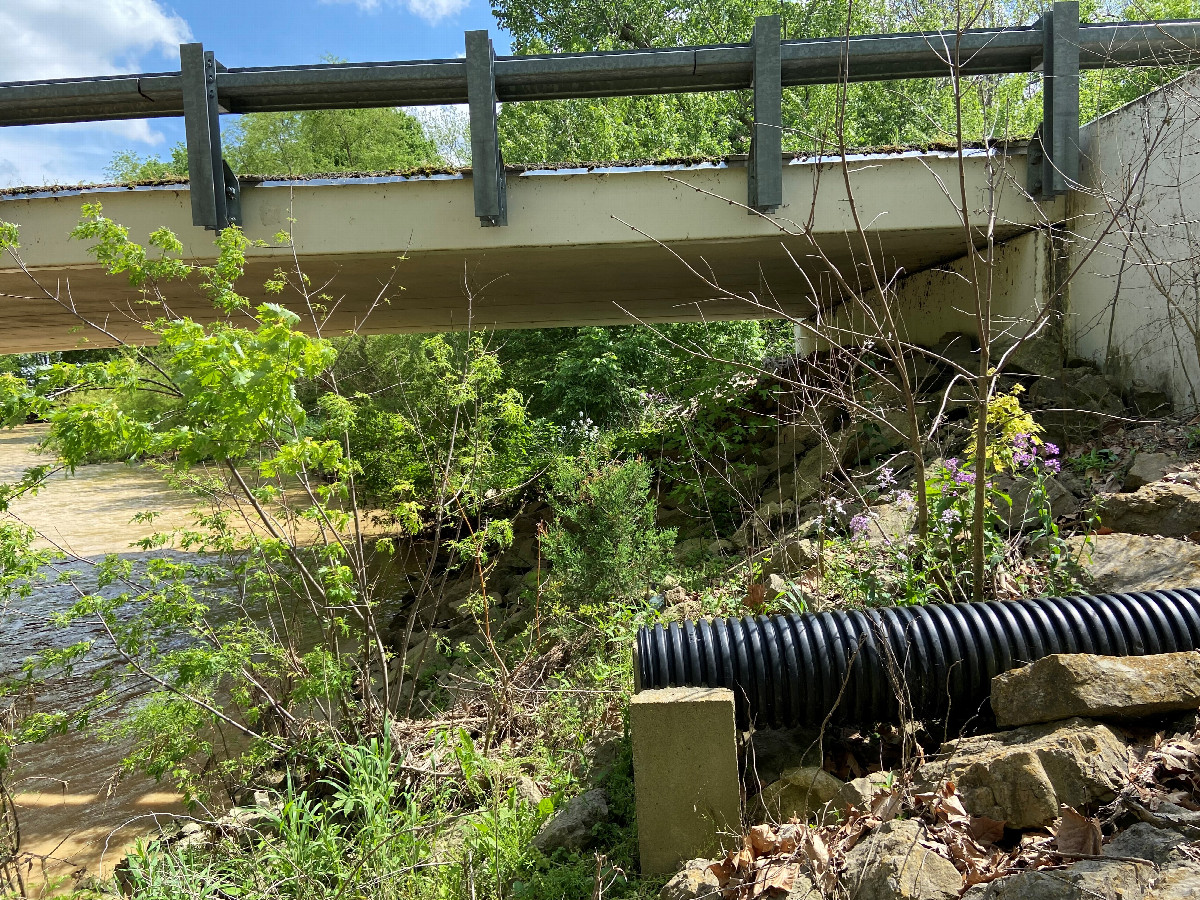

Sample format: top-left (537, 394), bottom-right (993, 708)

top-left (0, 427), bottom-right (220, 893)
top-left (0, 425), bottom-right (423, 894)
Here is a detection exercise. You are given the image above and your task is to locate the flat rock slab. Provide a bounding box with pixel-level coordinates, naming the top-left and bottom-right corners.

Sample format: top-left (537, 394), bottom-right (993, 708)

top-left (992, 651), bottom-right (1200, 727)
top-left (1070, 533), bottom-right (1200, 593)
top-left (1100, 482), bottom-right (1200, 537)
top-left (1123, 452), bottom-right (1181, 491)
top-left (962, 856), bottom-right (1155, 900)
top-left (916, 718), bottom-right (1128, 829)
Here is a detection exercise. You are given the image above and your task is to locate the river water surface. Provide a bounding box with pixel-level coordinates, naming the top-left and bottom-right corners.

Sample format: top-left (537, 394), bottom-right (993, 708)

top-left (0, 426), bottom-right (203, 892)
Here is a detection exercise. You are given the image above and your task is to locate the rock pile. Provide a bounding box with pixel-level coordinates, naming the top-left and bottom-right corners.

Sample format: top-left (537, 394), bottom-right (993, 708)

top-left (660, 650), bottom-right (1200, 900)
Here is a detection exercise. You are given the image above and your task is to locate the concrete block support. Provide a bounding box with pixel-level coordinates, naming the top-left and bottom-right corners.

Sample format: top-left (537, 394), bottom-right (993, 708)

top-left (630, 686), bottom-right (742, 874)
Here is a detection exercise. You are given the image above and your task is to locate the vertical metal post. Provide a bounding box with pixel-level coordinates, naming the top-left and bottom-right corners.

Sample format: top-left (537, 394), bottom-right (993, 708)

top-left (466, 30), bottom-right (507, 227)
top-left (1041, 1), bottom-right (1080, 198)
top-left (748, 15), bottom-right (783, 213)
top-left (180, 43), bottom-right (238, 230)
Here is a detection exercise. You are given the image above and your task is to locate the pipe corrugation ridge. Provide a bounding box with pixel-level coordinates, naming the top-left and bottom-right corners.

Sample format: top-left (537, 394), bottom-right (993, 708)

top-left (633, 589), bottom-right (1200, 726)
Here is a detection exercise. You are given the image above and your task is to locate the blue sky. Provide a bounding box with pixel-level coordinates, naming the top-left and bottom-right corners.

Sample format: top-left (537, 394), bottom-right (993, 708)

top-left (0, 0), bottom-right (512, 187)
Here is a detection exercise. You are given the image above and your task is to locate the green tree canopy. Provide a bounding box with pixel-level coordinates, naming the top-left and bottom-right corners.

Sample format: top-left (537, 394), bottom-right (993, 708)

top-left (492, 0), bottom-right (1047, 164)
top-left (106, 106), bottom-right (442, 181)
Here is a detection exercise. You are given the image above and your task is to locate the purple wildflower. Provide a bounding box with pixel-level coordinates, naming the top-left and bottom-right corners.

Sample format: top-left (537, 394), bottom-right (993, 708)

top-left (1043, 442), bottom-right (1060, 457)
top-left (940, 508), bottom-right (962, 525)
top-left (1044, 458), bottom-right (1062, 473)
top-left (850, 514), bottom-right (871, 538)
top-left (953, 469), bottom-right (975, 485)
top-left (876, 466), bottom-right (896, 488)
top-left (1013, 448), bottom-right (1036, 468)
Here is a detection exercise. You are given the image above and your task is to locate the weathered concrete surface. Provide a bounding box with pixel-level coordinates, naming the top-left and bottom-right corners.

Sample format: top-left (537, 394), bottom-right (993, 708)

top-left (1071, 71), bottom-right (1200, 414)
top-left (631, 687), bottom-right (742, 875)
top-left (0, 151), bottom-right (1046, 353)
top-left (917, 718), bottom-right (1128, 829)
top-left (992, 652), bottom-right (1200, 727)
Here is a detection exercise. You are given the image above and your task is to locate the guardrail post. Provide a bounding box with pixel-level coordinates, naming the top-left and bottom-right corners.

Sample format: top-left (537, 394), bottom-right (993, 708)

top-left (180, 43), bottom-right (240, 230)
top-left (748, 15), bottom-right (783, 213)
top-left (1038, 1), bottom-right (1080, 198)
top-left (466, 30), bottom-right (507, 227)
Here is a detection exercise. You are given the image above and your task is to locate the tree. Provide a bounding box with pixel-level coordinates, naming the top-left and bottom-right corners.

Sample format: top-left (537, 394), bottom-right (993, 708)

top-left (106, 106), bottom-right (442, 181)
top-left (491, 0), bottom-right (1044, 164)
top-left (222, 107), bottom-right (441, 174)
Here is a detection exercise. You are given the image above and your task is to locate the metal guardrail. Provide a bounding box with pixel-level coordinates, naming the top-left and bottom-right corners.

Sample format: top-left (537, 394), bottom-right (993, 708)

top-left (2, 2), bottom-right (1198, 228)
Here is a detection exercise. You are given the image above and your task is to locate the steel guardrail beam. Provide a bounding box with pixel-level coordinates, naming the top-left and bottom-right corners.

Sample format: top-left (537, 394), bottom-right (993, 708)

top-left (3, 20), bottom-right (1199, 126)
top-left (3, 10), bottom-right (1199, 228)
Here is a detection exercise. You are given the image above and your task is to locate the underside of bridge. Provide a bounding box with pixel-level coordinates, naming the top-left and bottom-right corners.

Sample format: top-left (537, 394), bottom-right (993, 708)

top-left (0, 150), bottom-right (1057, 354)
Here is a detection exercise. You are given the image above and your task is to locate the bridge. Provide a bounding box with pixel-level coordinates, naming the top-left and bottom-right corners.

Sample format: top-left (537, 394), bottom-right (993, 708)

top-left (0, 148), bottom-right (1050, 353)
top-left (0, 1), bottom-right (1197, 387)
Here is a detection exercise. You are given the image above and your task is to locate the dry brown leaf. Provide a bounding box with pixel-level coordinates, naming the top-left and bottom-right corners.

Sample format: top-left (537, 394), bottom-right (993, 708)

top-left (708, 860), bottom-right (735, 885)
top-left (969, 816), bottom-right (1007, 845)
top-left (802, 829), bottom-right (830, 869)
top-left (775, 823), bottom-right (802, 854)
top-left (1054, 805), bottom-right (1102, 856)
top-left (744, 583), bottom-right (767, 611)
top-left (749, 824), bottom-right (778, 855)
top-left (872, 790), bottom-right (903, 822)
top-left (751, 859), bottom-right (799, 897)
top-left (841, 815), bottom-right (875, 851)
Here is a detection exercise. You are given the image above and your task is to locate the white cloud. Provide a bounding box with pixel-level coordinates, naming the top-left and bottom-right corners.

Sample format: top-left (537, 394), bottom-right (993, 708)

top-left (0, 2), bottom-right (188, 186)
top-left (320, 0), bottom-right (471, 26)
top-left (0, 0), bottom-right (192, 82)
top-left (0, 119), bottom-right (178, 188)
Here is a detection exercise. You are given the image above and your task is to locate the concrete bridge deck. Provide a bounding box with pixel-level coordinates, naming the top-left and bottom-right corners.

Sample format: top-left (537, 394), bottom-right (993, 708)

top-left (0, 149), bottom-right (1057, 353)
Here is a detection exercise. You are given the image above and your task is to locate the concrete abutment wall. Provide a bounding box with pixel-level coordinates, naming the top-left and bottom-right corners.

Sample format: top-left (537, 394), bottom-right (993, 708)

top-left (819, 71), bottom-right (1200, 415)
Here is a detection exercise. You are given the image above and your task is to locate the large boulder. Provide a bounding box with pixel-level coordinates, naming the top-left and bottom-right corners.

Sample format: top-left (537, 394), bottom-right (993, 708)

top-left (861, 502), bottom-right (915, 546)
top-left (752, 765), bottom-right (844, 824)
top-left (760, 439), bottom-right (848, 508)
top-left (531, 788), bottom-right (609, 854)
top-left (659, 859), bottom-right (721, 900)
top-left (840, 819), bottom-right (962, 900)
top-left (961, 857), bottom-right (1155, 900)
top-left (1105, 824), bottom-right (1191, 866)
top-left (1146, 862), bottom-right (1200, 899)
top-left (1100, 482), bottom-right (1200, 537)
top-left (1123, 452), bottom-right (1180, 491)
top-left (995, 472), bottom-right (1080, 530)
top-left (1071, 533), bottom-right (1200, 593)
top-left (916, 718), bottom-right (1128, 829)
top-left (994, 331), bottom-right (1065, 379)
top-left (992, 652), bottom-right (1200, 727)
top-left (1029, 367), bottom-right (1127, 442)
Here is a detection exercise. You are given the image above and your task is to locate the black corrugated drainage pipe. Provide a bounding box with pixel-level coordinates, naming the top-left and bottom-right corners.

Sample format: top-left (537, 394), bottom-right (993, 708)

top-left (633, 589), bottom-right (1200, 727)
